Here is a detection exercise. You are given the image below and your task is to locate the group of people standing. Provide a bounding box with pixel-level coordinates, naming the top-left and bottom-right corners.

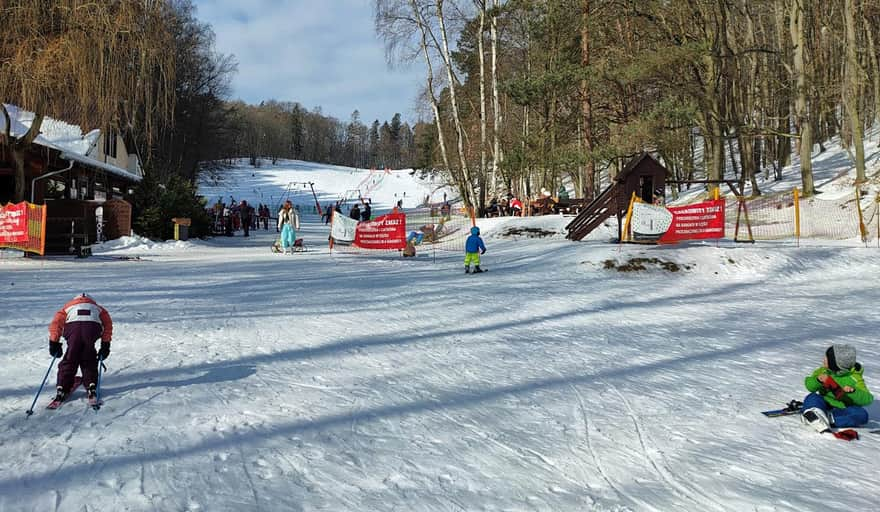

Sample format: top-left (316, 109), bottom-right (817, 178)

top-left (210, 198), bottom-right (273, 236)
top-left (349, 199), bottom-right (372, 222)
top-left (321, 198), bottom-right (373, 224)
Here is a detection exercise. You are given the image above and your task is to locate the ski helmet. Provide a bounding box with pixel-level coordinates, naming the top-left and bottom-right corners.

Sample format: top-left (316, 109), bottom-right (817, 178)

top-left (471, 226), bottom-right (480, 236)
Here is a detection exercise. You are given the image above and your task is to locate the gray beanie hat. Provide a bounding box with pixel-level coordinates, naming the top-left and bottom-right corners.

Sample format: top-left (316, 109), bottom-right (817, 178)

top-left (827, 344), bottom-right (857, 372)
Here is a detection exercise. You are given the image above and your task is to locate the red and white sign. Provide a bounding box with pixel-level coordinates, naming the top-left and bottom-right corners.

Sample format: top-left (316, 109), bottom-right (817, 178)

top-left (659, 199), bottom-right (725, 243)
top-left (0, 202), bottom-right (29, 243)
top-left (354, 213), bottom-right (406, 250)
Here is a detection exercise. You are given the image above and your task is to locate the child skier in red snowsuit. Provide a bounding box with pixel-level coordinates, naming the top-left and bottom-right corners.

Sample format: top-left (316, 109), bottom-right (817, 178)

top-left (48, 294), bottom-right (113, 402)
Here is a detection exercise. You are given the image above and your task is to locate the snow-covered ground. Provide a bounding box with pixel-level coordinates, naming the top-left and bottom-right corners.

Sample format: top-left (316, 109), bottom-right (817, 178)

top-left (3, 150), bottom-right (880, 511)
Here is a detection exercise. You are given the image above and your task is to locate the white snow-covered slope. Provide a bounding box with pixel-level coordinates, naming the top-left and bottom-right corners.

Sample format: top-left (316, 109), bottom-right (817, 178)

top-left (1, 215), bottom-right (879, 511)
top-left (3, 139), bottom-right (880, 510)
top-left (198, 159), bottom-right (454, 215)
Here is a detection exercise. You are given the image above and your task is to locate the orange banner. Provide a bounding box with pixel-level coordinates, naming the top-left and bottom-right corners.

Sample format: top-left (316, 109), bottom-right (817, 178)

top-left (659, 199), bottom-right (725, 243)
top-left (354, 213), bottom-right (406, 250)
top-left (0, 202), bottom-right (47, 255)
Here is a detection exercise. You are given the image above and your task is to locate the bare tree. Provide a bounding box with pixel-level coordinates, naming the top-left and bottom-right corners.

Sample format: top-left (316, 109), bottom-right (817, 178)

top-left (436, 0), bottom-right (477, 208)
top-left (0, 1), bottom-right (176, 201)
top-left (844, 0), bottom-right (866, 182)
top-left (490, 0), bottom-right (503, 194)
top-left (790, 0), bottom-right (815, 195)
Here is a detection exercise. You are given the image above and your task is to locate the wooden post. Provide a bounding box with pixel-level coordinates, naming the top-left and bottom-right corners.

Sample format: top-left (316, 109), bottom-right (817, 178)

top-left (621, 192), bottom-right (637, 243)
top-left (856, 187), bottom-right (867, 244)
top-left (793, 188), bottom-right (800, 247)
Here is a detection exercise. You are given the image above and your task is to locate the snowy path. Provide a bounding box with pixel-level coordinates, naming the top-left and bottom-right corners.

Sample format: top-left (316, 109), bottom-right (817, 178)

top-left (2, 216), bottom-right (879, 511)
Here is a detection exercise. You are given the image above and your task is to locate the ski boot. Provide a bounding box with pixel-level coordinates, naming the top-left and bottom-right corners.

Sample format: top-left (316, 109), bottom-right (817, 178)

top-left (473, 266), bottom-right (484, 273)
top-left (87, 383), bottom-right (97, 400)
top-left (802, 407), bottom-right (831, 432)
top-left (465, 265), bottom-right (471, 274)
top-left (53, 386), bottom-right (68, 403)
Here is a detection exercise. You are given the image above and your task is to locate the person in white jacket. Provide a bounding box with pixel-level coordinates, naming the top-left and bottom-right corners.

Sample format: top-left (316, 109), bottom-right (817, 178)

top-left (277, 200), bottom-right (301, 254)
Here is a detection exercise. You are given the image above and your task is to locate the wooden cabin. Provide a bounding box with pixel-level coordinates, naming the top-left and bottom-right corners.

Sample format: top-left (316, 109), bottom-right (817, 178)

top-left (1, 105), bottom-right (142, 254)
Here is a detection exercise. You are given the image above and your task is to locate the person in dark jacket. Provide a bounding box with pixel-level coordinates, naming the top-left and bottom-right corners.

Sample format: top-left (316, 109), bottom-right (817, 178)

top-left (239, 200), bottom-right (251, 237)
top-left (350, 203), bottom-right (361, 221)
top-left (464, 226), bottom-right (487, 273)
top-left (361, 201), bottom-right (372, 222)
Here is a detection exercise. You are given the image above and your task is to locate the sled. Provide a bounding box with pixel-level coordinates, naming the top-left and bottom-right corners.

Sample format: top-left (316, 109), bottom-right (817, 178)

top-left (272, 238), bottom-right (307, 253)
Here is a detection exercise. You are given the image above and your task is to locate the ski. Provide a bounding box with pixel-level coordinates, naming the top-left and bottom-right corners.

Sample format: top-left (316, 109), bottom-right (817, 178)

top-left (46, 377), bottom-right (82, 410)
top-left (761, 400), bottom-right (802, 417)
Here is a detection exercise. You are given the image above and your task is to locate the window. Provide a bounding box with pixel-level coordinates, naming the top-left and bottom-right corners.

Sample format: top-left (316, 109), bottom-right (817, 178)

top-left (104, 130), bottom-right (117, 159)
top-left (45, 178), bottom-right (67, 200)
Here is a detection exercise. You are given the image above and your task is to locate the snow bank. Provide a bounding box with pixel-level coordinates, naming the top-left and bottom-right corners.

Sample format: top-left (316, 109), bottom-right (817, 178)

top-left (91, 234), bottom-right (198, 255)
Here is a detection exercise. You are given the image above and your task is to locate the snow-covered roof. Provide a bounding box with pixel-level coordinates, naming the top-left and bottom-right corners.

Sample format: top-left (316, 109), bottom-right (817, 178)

top-left (1, 103), bottom-right (142, 182)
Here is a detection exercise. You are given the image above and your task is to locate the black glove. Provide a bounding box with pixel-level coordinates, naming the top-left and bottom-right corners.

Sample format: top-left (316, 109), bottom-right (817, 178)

top-left (98, 341), bottom-right (111, 360)
top-left (49, 340), bottom-right (63, 358)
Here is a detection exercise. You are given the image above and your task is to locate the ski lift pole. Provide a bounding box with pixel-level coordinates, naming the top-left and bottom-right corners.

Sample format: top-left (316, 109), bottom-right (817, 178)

top-left (26, 356), bottom-right (57, 417)
top-left (309, 182), bottom-right (322, 215)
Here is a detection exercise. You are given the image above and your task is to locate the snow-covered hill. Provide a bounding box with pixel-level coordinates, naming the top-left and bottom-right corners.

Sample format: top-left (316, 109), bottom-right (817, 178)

top-left (198, 159), bottom-right (455, 215)
top-left (2, 142), bottom-right (880, 511)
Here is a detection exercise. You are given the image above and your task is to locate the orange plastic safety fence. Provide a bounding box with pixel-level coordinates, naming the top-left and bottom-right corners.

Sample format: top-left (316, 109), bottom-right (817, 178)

top-left (677, 189), bottom-right (876, 242)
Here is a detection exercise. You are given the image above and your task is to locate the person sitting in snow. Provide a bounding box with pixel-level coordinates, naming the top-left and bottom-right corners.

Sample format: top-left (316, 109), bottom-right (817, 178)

top-left (801, 344), bottom-right (873, 432)
top-left (464, 226), bottom-right (487, 274)
top-left (48, 293), bottom-right (113, 403)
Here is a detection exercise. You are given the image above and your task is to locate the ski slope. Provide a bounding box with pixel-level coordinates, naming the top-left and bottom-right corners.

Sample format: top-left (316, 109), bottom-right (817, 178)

top-left (3, 145), bottom-right (880, 510)
top-left (198, 160), bottom-right (454, 215)
top-left (2, 213), bottom-right (880, 511)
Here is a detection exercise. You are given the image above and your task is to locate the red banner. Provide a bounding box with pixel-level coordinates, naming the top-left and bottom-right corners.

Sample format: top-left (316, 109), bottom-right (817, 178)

top-left (659, 199), bottom-right (725, 243)
top-left (354, 213), bottom-right (406, 250)
top-left (0, 202), bottom-right (29, 243)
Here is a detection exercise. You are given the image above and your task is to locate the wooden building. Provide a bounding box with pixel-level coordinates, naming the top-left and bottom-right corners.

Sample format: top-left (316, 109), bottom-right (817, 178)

top-left (1, 105), bottom-right (142, 254)
top-left (566, 153), bottom-right (669, 241)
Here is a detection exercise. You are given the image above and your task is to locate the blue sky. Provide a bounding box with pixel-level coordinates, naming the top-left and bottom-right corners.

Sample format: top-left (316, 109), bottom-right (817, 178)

top-left (193, 0), bottom-right (424, 125)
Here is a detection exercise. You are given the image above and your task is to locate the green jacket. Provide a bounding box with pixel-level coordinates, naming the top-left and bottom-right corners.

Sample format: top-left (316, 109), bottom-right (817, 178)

top-left (805, 364), bottom-right (874, 409)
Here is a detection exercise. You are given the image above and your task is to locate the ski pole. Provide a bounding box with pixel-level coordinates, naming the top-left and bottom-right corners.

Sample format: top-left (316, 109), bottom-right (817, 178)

top-left (26, 357), bottom-right (57, 417)
top-left (95, 356), bottom-right (105, 408)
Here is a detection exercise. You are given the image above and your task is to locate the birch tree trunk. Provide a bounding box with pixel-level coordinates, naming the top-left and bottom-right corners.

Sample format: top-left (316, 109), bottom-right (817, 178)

top-left (581, 0), bottom-right (595, 200)
top-left (410, 0), bottom-right (454, 190)
top-left (773, 1), bottom-right (792, 174)
top-left (791, 0), bottom-right (815, 195)
top-left (844, 0), bottom-right (866, 182)
top-left (436, 0), bottom-right (476, 209)
top-left (861, 15), bottom-right (880, 147)
top-left (476, 0), bottom-right (488, 210)
top-left (490, 0), bottom-right (502, 195)
top-left (736, 0), bottom-right (761, 195)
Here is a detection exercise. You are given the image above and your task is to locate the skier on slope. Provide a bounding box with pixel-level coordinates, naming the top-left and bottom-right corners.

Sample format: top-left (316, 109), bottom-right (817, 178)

top-left (464, 226), bottom-right (487, 274)
top-left (801, 344), bottom-right (873, 432)
top-left (48, 293), bottom-right (113, 403)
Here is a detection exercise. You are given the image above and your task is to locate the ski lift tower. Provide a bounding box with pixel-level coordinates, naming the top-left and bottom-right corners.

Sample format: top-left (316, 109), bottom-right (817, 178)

top-left (279, 181), bottom-right (323, 215)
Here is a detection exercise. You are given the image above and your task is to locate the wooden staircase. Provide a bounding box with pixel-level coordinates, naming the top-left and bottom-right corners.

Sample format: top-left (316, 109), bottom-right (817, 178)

top-left (565, 182), bottom-right (625, 241)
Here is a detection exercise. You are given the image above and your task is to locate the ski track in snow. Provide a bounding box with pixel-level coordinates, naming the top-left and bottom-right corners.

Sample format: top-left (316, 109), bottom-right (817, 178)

top-left (3, 162), bottom-right (880, 510)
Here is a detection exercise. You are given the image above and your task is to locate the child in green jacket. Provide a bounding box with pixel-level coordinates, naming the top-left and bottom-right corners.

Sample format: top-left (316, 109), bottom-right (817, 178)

top-left (801, 344), bottom-right (873, 431)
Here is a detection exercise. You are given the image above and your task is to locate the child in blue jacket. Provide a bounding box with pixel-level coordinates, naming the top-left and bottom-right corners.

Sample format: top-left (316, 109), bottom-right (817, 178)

top-left (464, 226), bottom-right (486, 273)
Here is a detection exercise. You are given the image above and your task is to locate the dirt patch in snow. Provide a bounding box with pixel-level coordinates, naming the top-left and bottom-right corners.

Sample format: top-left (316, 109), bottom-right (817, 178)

top-left (498, 227), bottom-right (558, 238)
top-left (602, 257), bottom-right (692, 272)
